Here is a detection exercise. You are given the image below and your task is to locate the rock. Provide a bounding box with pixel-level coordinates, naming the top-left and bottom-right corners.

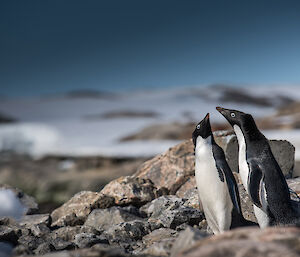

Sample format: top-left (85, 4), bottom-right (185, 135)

top-left (141, 196), bottom-right (204, 230)
top-left (19, 214), bottom-right (51, 227)
top-left (0, 184), bottom-right (39, 215)
top-left (49, 225), bottom-right (100, 244)
top-left (237, 184), bottom-right (257, 223)
top-left (136, 239), bottom-right (174, 256)
top-left (84, 206), bottom-right (142, 231)
top-left (23, 245), bottom-right (130, 257)
top-left (170, 226), bottom-right (207, 257)
top-left (101, 176), bottom-right (167, 206)
top-left (50, 191), bottom-right (114, 227)
top-left (225, 137), bottom-right (295, 178)
top-left (134, 140), bottom-right (195, 194)
top-left (33, 242), bottom-right (55, 255)
top-left (102, 220), bottom-right (151, 250)
top-left (17, 235), bottom-right (45, 253)
top-left (50, 238), bottom-right (75, 251)
top-left (0, 226), bottom-right (21, 245)
top-left (134, 228), bottom-right (178, 256)
top-left (49, 226), bottom-right (82, 242)
top-left (173, 226), bottom-right (300, 257)
top-left (74, 233), bottom-right (108, 248)
top-left (29, 224), bottom-right (51, 237)
top-left (175, 177), bottom-right (201, 210)
top-left (140, 195), bottom-right (186, 217)
top-left (142, 228), bottom-right (178, 246)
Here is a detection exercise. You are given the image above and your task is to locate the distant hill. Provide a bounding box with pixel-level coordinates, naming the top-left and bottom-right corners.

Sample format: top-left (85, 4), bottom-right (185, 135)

top-left (0, 112), bottom-right (16, 123)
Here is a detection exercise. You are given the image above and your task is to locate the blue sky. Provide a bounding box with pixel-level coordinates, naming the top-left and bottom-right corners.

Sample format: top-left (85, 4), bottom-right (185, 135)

top-left (1, 0), bottom-right (300, 96)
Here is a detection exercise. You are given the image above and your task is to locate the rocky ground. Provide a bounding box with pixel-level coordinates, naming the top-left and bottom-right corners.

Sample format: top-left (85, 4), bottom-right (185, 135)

top-left (1, 131), bottom-right (300, 257)
top-left (0, 154), bottom-right (148, 213)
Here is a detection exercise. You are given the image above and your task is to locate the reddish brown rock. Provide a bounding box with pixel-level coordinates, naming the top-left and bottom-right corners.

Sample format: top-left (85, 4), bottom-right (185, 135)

top-left (100, 176), bottom-right (167, 206)
top-left (50, 191), bottom-right (114, 227)
top-left (173, 226), bottom-right (300, 257)
top-left (134, 139), bottom-right (195, 194)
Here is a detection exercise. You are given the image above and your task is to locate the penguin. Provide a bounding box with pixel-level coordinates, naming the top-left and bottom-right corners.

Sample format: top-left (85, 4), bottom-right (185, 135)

top-left (216, 107), bottom-right (300, 227)
top-left (192, 113), bottom-right (256, 234)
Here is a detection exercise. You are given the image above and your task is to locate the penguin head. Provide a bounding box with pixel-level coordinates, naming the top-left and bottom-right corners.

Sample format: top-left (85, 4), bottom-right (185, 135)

top-left (192, 113), bottom-right (212, 146)
top-left (216, 106), bottom-right (252, 128)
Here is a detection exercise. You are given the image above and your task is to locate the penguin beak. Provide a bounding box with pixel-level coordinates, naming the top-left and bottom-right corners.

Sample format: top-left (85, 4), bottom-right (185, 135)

top-left (204, 113), bottom-right (210, 122)
top-left (216, 106), bottom-right (230, 118)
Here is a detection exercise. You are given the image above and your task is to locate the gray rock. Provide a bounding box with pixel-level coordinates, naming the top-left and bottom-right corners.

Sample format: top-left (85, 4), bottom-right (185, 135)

top-left (0, 226), bottom-right (21, 245)
top-left (84, 206), bottom-right (141, 231)
top-left (17, 235), bottom-right (45, 253)
top-left (237, 184), bottom-right (257, 223)
top-left (225, 136), bottom-right (295, 178)
top-left (170, 226), bottom-right (207, 257)
top-left (50, 191), bottom-right (114, 227)
top-left (33, 242), bottom-right (55, 255)
top-left (19, 214), bottom-right (51, 227)
top-left (134, 228), bottom-right (178, 256)
top-left (49, 226), bottom-right (82, 242)
top-left (102, 220), bottom-right (151, 250)
top-left (141, 196), bottom-right (204, 230)
top-left (49, 225), bottom-right (100, 243)
top-left (74, 233), bottom-right (108, 248)
top-left (50, 238), bottom-right (75, 251)
top-left (140, 195), bottom-right (186, 217)
top-left (29, 223), bottom-right (51, 237)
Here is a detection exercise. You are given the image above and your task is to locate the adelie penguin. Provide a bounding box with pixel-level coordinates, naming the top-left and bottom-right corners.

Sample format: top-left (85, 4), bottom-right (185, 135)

top-left (192, 113), bottom-right (256, 234)
top-left (216, 107), bottom-right (300, 227)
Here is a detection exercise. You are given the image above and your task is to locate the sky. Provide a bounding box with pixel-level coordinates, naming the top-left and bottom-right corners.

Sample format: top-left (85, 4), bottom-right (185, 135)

top-left (1, 0), bottom-right (300, 96)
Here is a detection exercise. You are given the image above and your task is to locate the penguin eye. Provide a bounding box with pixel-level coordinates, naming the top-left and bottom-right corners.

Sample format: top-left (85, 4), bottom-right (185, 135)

top-left (231, 113), bottom-right (236, 118)
top-left (196, 124), bottom-right (201, 129)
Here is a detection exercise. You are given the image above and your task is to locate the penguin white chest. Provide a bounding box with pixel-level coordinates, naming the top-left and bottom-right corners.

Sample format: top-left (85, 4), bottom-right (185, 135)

top-left (233, 125), bottom-right (270, 227)
top-left (233, 125), bottom-right (249, 192)
top-left (195, 136), bottom-right (232, 233)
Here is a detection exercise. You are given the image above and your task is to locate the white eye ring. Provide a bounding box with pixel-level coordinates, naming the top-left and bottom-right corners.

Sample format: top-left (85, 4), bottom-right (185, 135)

top-left (231, 113), bottom-right (235, 118)
top-left (196, 124), bottom-right (200, 129)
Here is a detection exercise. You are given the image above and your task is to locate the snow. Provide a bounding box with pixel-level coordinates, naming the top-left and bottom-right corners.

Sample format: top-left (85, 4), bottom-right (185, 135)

top-left (0, 86), bottom-right (299, 159)
top-left (0, 189), bottom-right (26, 220)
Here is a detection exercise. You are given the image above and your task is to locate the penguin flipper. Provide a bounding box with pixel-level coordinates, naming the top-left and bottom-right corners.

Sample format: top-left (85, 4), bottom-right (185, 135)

top-left (247, 160), bottom-right (263, 208)
top-left (217, 164), bottom-right (242, 214)
top-left (226, 174), bottom-right (242, 214)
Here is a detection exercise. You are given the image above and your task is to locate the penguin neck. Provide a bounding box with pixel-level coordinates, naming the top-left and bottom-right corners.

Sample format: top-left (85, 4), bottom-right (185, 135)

top-left (195, 135), bottom-right (213, 158)
top-left (240, 119), bottom-right (264, 143)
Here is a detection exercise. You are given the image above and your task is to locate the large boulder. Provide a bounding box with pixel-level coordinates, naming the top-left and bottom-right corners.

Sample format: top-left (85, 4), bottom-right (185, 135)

top-left (173, 226), bottom-right (300, 257)
top-left (225, 136), bottom-right (295, 178)
top-left (134, 140), bottom-right (195, 194)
